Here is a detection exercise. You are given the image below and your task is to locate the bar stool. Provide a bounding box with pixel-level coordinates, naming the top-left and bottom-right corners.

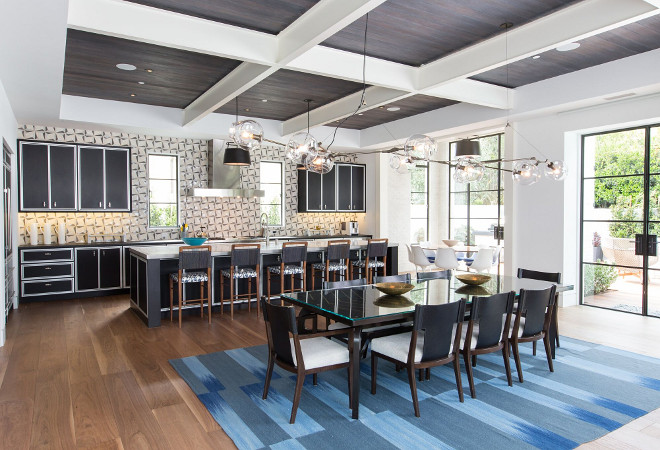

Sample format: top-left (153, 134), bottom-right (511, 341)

top-left (352, 238), bottom-right (388, 284)
top-left (266, 241), bottom-right (308, 300)
top-left (220, 243), bottom-right (260, 319)
top-left (169, 245), bottom-right (212, 328)
top-left (310, 239), bottom-right (351, 290)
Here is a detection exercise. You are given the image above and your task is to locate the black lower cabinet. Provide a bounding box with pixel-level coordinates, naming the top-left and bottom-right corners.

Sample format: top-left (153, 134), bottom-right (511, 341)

top-left (76, 249), bottom-right (99, 291)
top-left (100, 248), bottom-right (121, 289)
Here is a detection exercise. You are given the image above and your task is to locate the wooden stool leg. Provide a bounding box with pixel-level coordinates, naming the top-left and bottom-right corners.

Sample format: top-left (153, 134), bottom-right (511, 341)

top-left (169, 277), bottom-right (173, 322)
top-left (178, 280), bottom-right (183, 328)
top-left (206, 276), bottom-right (211, 324)
top-left (267, 271), bottom-right (271, 300)
top-left (248, 277), bottom-right (252, 312)
top-left (230, 272), bottom-right (234, 320)
top-left (200, 281), bottom-right (204, 318)
top-left (220, 275), bottom-right (224, 315)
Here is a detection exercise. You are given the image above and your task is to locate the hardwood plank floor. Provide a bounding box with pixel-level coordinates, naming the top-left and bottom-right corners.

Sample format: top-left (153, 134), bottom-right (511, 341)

top-left (0, 296), bottom-right (659, 448)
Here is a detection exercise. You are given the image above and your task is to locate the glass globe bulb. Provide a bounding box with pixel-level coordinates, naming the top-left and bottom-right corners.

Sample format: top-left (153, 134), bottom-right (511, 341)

top-left (389, 154), bottom-right (402, 170)
top-left (305, 149), bottom-right (334, 174)
top-left (233, 120), bottom-right (263, 150)
top-left (453, 157), bottom-right (484, 183)
top-left (512, 160), bottom-right (541, 185)
top-left (543, 160), bottom-right (567, 180)
top-left (404, 134), bottom-right (436, 160)
top-left (228, 122), bottom-right (237, 137)
top-left (397, 156), bottom-right (414, 174)
top-left (286, 132), bottom-right (318, 163)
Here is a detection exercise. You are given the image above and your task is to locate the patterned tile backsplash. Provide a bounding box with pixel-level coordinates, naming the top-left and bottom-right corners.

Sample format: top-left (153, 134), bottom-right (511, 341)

top-left (18, 124), bottom-right (362, 245)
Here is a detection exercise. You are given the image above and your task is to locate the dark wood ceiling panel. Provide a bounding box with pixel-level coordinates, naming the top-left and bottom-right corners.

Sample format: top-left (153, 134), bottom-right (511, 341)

top-left (124, 0), bottom-right (319, 34)
top-left (214, 70), bottom-right (365, 121)
top-left (321, 0), bottom-right (581, 67)
top-left (335, 95), bottom-right (458, 130)
top-left (470, 14), bottom-right (660, 88)
top-left (63, 29), bottom-right (241, 109)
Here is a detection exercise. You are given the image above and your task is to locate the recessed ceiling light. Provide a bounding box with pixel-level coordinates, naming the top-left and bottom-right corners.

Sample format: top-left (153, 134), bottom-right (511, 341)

top-left (130, 93), bottom-right (136, 97)
top-left (386, 107), bottom-right (400, 112)
top-left (358, 113), bottom-right (364, 116)
top-left (116, 63), bottom-right (136, 71)
top-left (532, 55), bottom-right (541, 59)
top-left (261, 99), bottom-right (268, 102)
top-left (378, 106), bottom-right (384, 109)
top-left (145, 68), bottom-right (153, 73)
top-left (138, 81), bottom-right (145, 85)
top-left (556, 42), bottom-right (580, 52)
top-left (245, 108), bottom-right (250, 112)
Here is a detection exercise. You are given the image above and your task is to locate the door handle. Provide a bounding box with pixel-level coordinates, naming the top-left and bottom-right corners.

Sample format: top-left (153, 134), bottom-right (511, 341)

top-left (635, 234), bottom-right (644, 255)
top-left (99, 201), bottom-right (102, 208)
top-left (108, 202), bottom-right (111, 208)
top-left (43, 201), bottom-right (46, 207)
top-left (649, 235), bottom-right (658, 257)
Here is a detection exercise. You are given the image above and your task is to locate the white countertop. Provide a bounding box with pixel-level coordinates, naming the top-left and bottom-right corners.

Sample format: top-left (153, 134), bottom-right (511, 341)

top-left (129, 239), bottom-right (397, 259)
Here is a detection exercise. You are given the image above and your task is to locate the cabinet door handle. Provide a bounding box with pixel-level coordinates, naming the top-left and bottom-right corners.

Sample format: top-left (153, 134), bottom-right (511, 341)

top-left (45, 283), bottom-right (52, 287)
top-left (45, 267), bottom-right (51, 270)
top-left (324, 204), bottom-right (326, 208)
top-left (99, 201), bottom-right (102, 208)
top-left (349, 204), bottom-right (352, 210)
top-left (53, 201), bottom-right (57, 207)
top-left (108, 202), bottom-right (111, 208)
top-left (44, 252), bottom-right (51, 256)
top-left (43, 201), bottom-right (46, 207)
top-left (102, 250), bottom-right (105, 256)
top-left (93, 251), bottom-right (96, 257)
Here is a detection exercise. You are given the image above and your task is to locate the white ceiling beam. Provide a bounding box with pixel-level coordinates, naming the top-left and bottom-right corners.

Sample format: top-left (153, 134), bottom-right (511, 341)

top-left (277, 0), bottom-right (387, 64)
top-left (184, 0), bottom-right (386, 125)
top-left (418, 0), bottom-right (660, 91)
top-left (282, 86), bottom-right (411, 135)
top-left (424, 79), bottom-right (510, 110)
top-left (183, 62), bottom-right (274, 126)
top-left (67, 0), bottom-right (277, 64)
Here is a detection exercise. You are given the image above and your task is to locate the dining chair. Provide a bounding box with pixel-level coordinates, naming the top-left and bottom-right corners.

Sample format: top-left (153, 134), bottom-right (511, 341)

top-left (460, 291), bottom-right (515, 398)
top-left (370, 299), bottom-right (467, 417)
top-left (416, 270), bottom-right (450, 281)
top-left (311, 240), bottom-right (351, 290)
top-left (261, 298), bottom-right (353, 424)
top-left (374, 273), bottom-right (411, 283)
top-left (509, 285), bottom-right (557, 382)
top-left (168, 245), bottom-right (212, 328)
top-left (352, 238), bottom-right (388, 284)
top-left (323, 278), bottom-right (367, 289)
top-left (466, 248), bottom-right (494, 273)
top-left (220, 243), bottom-right (260, 319)
top-left (517, 267), bottom-right (562, 349)
top-left (411, 245), bottom-right (434, 272)
top-left (434, 247), bottom-right (459, 270)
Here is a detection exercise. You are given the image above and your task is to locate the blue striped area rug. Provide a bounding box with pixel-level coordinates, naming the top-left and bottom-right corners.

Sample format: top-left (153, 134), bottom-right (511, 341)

top-left (170, 337), bottom-right (660, 449)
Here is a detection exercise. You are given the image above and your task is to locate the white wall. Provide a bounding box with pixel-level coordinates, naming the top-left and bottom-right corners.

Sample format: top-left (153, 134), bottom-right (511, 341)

top-left (0, 79), bottom-right (18, 347)
top-left (509, 93), bottom-right (660, 307)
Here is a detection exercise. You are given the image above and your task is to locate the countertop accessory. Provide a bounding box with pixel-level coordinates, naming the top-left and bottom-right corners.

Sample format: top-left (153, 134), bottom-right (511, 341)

top-left (456, 274), bottom-right (491, 286)
top-left (374, 282), bottom-right (414, 296)
top-left (57, 220), bottom-right (66, 244)
top-left (42, 222), bottom-right (52, 245)
top-left (182, 237), bottom-right (208, 246)
top-left (455, 285), bottom-right (491, 296)
top-left (442, 239), bottom-right (460, 247)
top-left (28, 222), bottom-right (38, 245)
top-left (373, 294), bottom-right (415, 308)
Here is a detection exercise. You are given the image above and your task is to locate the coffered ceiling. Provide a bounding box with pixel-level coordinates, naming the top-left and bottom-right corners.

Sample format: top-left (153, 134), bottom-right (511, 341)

top-left (4, 0), bottom-right (659, 144)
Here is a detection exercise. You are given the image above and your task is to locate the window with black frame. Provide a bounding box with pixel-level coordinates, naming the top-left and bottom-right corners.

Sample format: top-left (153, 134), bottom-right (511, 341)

top-left (448, 134), bottom-right (504, 249)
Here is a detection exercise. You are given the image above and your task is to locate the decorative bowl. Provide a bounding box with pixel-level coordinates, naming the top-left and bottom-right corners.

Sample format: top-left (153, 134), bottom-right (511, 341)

top-left (373, 295), bottom-right (415, 308)
top-left (442, 239), bottom-right (461, 247)
top-left (182, 237), bottom-right (208, 246)
top-left (374, 282), bottom-right (415, 296)
top-left (456, 273), bottom-right (491, 286)
top-left (455, 285), bottom-right (491, 296)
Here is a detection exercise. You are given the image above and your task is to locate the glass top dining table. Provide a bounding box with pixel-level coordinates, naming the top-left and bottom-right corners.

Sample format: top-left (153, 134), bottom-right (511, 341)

top-left (279, 273), bottom-right (573, 419)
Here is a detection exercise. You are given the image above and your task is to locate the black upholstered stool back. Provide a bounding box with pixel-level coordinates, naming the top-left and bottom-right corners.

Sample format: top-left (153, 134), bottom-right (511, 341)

top-left (366, 239), bottom-right (388, 259)
top-left (281, 242), bottom-right (308, 264)
top-left (179, 245), bottom-right (212, 270)
top-left (230, 244), bottom-right (260, 267)
top-left (326, 240), bottom-right (350, 262)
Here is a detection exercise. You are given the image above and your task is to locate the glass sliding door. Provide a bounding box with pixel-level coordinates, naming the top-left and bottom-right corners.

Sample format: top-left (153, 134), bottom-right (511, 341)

top-left (448, 134), bottom-right (504, 273)
top-left (581, 125), bottom-right (660, 315)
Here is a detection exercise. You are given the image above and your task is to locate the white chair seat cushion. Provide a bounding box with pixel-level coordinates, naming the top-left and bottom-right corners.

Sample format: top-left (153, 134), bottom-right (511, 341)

top-left (459, 322), bottom-right (479, 351)
top-left (509, 316), bottom-right (525, 338)
top-left (170, 271), bottom-right (208, 283)
top-left (311, 262), bottom-right (348, 271)
top-left (352, 260), bottom-right (385, 268)
top-left (268, 264), bottom-right (304, 275)
top-left (290, 337), bottom-right (349, 370)
top-left (327, 322), bottom-right (405, 332)
top-left (372, 325), bottom-right (458, 363)
top-left (221, 267), bottom-right (258, 279)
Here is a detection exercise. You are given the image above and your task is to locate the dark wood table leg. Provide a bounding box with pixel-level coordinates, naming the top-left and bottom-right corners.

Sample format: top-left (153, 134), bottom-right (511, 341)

top-left (351, 326), bottom-right (362, 419)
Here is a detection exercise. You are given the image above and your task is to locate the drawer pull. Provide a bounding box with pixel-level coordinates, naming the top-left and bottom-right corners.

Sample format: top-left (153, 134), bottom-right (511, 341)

top-left (45, 267), bottom-right (51, 270)
top-left (45, 283), bottom-right (52, 286)
top-left (44, 252), bottom-right (51, 256)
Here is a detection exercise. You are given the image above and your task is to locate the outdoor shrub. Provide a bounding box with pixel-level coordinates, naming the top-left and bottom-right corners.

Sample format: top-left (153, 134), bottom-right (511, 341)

top-left (583, 262), bottom-right (618, 296)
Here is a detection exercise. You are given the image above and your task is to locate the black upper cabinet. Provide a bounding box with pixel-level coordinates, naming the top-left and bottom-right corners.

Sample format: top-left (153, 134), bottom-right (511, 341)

top-left (336, 164), bottom-right (365, 212)
top-left (298, 164), bottom-right (364, 212)
top-left (79, 146), bottom-right (131, 211)
top-left (19, 142), bottom-right (76, 211)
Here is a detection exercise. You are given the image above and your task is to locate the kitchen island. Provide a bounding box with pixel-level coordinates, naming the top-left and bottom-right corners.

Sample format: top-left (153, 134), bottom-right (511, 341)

top-left (128, 239), bottom-right (399, 327)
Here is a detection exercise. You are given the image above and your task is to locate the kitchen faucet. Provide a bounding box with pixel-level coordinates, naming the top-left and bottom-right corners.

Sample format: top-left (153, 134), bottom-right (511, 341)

top-left (260, 213), bottom-right (270, 246)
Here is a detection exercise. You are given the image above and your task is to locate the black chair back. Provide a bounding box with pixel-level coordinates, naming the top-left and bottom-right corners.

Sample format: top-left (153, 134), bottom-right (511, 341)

top-left (517, 268), bottom-right (561, 283)
top-left (323, 278), bottom-right (367, 289)
top-left (366, 239), bottom-right (388, 259)
top-left (326, 240), bottom-right (350, 261)
top-left (281, 242), bottom-right (307, 264)
top-left (416, 270), bottom-right (450, 281)
top-left (470, 292), bottom-right (514, 348)
top-left (413, 300), bottom-right (466, 362)
top-left (231, 244), bottom-right (260, 267)
top-left (262, 299), bottom-right (297, 366)
top-left (178, 245), bottom-right (211, 270)
top-left (374, 274), bottom-right (411, 283)
top-left (518, 286), bottom-right (557, 337)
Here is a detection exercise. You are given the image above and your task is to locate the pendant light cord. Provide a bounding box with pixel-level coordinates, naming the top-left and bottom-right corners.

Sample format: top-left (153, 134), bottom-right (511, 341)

top-left (325, 13), bottom-right (369, 151)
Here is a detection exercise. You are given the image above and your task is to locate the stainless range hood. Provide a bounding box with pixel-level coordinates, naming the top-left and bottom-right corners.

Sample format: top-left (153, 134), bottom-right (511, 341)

top-left (190, 139), bottom-right (265, 198)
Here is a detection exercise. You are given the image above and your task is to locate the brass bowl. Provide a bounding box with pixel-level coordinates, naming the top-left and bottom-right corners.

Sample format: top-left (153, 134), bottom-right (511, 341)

top-left (455, 285), bottom-right (491, 296)
top-left (373, 295), bottom-right (415, 308)
top-left (456, 274), bottom-right (491, 286)
top-left (374, 282), bottom-right (415, 296)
